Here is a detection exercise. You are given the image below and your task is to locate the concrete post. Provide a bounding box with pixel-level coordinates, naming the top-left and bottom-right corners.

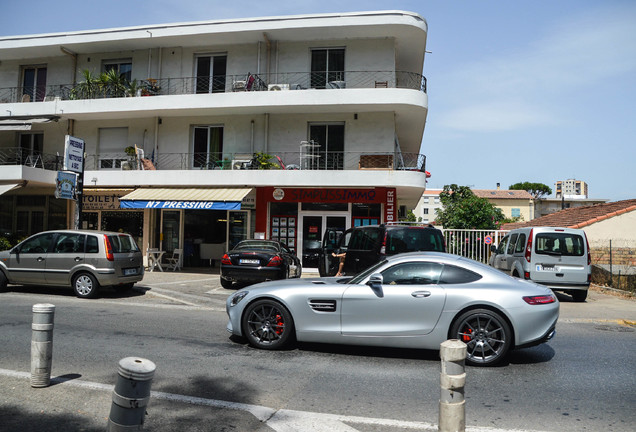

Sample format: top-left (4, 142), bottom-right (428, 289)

top-left (439, 339), bottom-right (467, 432)
top-left (107, 357), bottom-right (156, 431)
top-left (30, 303), bottom-right (55, 388)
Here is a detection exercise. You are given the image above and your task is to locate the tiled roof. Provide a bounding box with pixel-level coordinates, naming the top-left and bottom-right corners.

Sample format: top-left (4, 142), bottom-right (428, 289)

top-left (472, 189), bottom-right (533, 199)
top-left (502, 199), bottom-right (636, 230)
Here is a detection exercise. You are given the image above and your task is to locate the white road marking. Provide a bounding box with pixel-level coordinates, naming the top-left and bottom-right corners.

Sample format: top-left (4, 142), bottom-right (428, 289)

top-left (0, 368), bottom-right (546, 432)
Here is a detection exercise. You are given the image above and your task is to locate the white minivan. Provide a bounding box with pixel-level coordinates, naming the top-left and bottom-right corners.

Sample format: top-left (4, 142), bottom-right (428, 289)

top-left (489, 226), bottom-right (591, 301)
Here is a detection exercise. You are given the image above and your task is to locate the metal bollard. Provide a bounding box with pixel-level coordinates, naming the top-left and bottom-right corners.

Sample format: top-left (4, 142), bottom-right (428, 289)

top-left (31, 303), bottom-right (55, 388)
top-left (107, 357), bottom-right (156, 431)
top-left (439, 339), bottom-right (467, 432)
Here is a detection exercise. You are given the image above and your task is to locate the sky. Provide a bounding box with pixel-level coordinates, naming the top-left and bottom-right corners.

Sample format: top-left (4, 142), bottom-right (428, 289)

top-left (1, 0), bottom-right (634, 201)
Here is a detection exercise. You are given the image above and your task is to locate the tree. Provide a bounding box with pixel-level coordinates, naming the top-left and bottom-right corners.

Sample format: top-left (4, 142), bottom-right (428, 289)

top-left (509, 182), bottom-right (552, 199)
top-left (436, 184), bottom-right (505, 229)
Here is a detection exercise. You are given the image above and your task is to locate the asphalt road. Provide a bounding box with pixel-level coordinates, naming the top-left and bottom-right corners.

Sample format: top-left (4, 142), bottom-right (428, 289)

top-left (1, 269), bottom-right (635, 432)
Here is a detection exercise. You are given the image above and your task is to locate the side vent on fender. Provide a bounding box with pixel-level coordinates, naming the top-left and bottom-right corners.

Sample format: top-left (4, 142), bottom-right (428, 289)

top-left (309, 299), bottom-right (337, 312)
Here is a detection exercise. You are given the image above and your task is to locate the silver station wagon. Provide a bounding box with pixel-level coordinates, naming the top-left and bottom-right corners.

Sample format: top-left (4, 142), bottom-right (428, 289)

top-left (0, 230), bottom-right (144, 299)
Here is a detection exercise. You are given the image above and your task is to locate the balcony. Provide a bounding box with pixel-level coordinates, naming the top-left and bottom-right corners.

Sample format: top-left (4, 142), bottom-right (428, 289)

top-left (0, 71), bottom-right (426, 104)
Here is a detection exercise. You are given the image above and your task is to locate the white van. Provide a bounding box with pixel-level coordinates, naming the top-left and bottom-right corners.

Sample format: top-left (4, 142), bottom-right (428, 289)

top-left (489, 226), bottom-right (591, 301)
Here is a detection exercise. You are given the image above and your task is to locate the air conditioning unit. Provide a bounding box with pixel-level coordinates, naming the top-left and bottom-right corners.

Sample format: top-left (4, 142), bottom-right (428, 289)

top-left (268, 84), bottom-right (290, 91)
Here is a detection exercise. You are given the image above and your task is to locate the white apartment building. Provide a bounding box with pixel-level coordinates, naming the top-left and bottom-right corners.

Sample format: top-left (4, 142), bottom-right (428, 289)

top-left (413, 188), bottom-right (442, 225)
top-left (0, 11), bottom-right (429, 269)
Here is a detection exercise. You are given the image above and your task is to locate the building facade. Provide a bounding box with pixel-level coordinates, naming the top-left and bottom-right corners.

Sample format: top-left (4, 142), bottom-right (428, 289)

top-left (0, 11), bottom-right (430, 269)
top-left (413, 188), bottom-right (442, 224)
top-left (555, 179), bottom-right (588, 199)
top-left (471, 189), bottom-right (534, 222)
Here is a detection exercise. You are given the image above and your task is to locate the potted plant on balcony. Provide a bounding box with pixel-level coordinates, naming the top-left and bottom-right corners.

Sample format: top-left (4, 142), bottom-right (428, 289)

top-left (141, 79), bottom-right (161, 96)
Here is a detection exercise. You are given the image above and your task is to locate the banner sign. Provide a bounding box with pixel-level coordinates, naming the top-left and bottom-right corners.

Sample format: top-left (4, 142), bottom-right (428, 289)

top-left (55, 171), bottom-right (78, 200)
top-left (120, 200), bottom-right (242, 210)
top-left (64, 135), bottom-right (85, 173)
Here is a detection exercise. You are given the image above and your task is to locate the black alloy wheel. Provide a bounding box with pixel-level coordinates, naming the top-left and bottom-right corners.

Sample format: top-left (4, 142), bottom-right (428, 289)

top-left (451, 308), bottom-right (512, 366)
top-left (242, 299), bottom-right (294, 350)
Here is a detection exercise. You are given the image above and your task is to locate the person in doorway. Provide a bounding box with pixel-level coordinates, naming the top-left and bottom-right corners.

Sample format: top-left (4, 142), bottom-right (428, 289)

top-left (332, 252), bottom-right (346, 276)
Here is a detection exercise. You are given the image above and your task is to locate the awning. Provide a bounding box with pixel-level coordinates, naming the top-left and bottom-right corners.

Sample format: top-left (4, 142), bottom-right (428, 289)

top-left (0, 115), bottom-right (60, 131)
top-left (0, 183), bottom-right (22, 196)
top-left (119, 188), bottom-right (252, 210)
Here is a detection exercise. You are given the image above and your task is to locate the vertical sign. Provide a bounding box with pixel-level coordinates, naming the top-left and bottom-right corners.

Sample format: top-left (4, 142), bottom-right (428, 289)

top-left (385, 188), bottom-right (396, 224)
top-left (64, 135), bottom-right (85, 173)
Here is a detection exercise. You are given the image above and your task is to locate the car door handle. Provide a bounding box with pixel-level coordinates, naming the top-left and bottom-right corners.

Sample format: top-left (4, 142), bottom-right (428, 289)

top-left (74, 257), bottom-right (83, 262)
top-left (37, 257), bottom-right (45, 262)
top-left (411, 291), bottom-right (431, 298)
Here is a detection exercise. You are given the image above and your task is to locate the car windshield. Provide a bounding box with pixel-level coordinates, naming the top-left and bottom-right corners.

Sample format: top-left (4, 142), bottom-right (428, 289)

top-left (348, 259), bottom-right (388, 284)
top-left (235, 241), bottom-right (280, 252)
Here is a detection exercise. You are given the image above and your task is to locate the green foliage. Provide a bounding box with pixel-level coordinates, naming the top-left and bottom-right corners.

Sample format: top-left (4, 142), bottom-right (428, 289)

top-left (436, 184), bottom-right (505, 229)
top-left (0, 237), bottom-right (11, 251)
top-left (252, 152), bottom-right (278, 170)
top-left (402, 210), bottom-right (417, 222)
top-left (71, 69), bottom-right (158, 100)
top-left (509, 182), bottom-right (552, 199)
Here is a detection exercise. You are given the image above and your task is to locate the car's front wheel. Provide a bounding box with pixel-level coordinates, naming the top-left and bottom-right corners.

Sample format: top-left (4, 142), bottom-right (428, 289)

top-left (450, 308), bottom-right (512, 366)
top-left (242, 299), bottom-right (294, 350)
top-left (72, 273), bottom-right (99, 299)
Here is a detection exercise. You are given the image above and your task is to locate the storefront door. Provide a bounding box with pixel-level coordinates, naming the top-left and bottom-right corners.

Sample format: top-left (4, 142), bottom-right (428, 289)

top-left (299, 213), bottom-right (349, 270)
top-left (228, 210), bottom-right (249, 250)
top-left (161, 210), bottom-right (182, 253)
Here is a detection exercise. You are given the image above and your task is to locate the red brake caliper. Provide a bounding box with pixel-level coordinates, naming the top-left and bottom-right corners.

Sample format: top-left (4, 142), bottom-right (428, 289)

top-left (462, 327), bottom-right (473, 342)
top-left (274, 314), bottom-right (284, 335)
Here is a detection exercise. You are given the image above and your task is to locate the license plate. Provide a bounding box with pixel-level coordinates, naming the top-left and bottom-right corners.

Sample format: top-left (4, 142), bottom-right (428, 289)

top-left (240, 259), bottom-right (260, 265)
top-left (537, 265), bottom-right (556, 271)
top-left (124, 268), bottom-right (138, 275)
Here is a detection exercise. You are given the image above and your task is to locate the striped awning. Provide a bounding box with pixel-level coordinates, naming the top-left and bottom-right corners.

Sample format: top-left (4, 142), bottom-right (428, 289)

top-left (119, 187), bottom-right (252, 210)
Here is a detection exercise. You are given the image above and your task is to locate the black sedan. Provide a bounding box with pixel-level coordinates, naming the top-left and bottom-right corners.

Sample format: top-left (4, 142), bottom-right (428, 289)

top-left (220, 240), bottom-right (302, 288)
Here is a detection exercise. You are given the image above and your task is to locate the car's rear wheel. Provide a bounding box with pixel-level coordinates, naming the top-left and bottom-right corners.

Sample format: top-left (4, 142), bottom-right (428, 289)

top-left (242, 299), bottom-right (294, 350)
top-left (570, 290), bottom-right (587, 302)
top-left (72, 273), bottom-right (99, 299)
top-left (451, 309), bottom-right (511, 366)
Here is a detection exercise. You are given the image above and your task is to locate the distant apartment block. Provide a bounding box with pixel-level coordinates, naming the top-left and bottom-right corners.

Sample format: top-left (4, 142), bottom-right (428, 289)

top-left (555, 179), bottom-right (588, 199)
top-left (413, 188), bottom-right (442, 224)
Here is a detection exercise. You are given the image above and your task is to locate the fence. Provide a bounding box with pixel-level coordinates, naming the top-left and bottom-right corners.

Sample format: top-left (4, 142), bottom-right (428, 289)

top-left (442, 229), bottom-right (509, 264)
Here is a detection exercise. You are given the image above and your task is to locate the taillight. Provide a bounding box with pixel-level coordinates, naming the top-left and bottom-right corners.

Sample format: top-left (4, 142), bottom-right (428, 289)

top-left (523, 295), bottom-right (556, 305)
top-left (525, 228), bottom-right (533, 262)
top-left (221, 254), bottom-right (232, 265)
top-left (104, 236), bottom-right (114, 261)
top-left (380, 232), bottom-right (387, 254)
top-left (584, 233), bottom-right (591, 265)
top-left (267, 255), bottom-right (283, 267)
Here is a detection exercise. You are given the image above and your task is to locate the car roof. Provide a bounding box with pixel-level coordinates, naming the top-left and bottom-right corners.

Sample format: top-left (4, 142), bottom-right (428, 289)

top-left (33, 229), bottom-right (134, 236)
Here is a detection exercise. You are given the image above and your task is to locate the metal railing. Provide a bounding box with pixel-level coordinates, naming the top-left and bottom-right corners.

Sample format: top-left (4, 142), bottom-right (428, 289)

top-left (0, 71), bottom-right (426, 103)
top-left (0, 147), bottom-right (63, 170)
top-left (442, 229), bottom-right (510, 264)
top-left (79, 150), bottom-right (427, 172)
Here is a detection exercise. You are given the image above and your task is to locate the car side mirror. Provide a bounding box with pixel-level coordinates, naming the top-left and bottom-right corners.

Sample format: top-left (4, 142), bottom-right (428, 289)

top-left (490, 245), bottom-right (497, 253)
top-left (366, 273), bottom-right (383, 289)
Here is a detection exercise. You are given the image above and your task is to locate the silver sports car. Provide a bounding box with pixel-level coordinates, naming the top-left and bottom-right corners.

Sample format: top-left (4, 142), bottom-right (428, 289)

top-left (226, 252), bottom-right (559, 366)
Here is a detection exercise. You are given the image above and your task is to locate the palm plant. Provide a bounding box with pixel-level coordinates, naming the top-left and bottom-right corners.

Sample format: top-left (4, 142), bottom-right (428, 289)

top-left (70, 69), bottom-right (100, 100)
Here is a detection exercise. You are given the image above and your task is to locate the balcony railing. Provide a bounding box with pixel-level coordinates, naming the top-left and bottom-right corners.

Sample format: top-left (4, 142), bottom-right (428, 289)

top-left (0, 71), bottom-right (426, 103)
top-left (80, 151), bottom-right (427, 173)
top-left (0, 147), bottom-right (63, 170)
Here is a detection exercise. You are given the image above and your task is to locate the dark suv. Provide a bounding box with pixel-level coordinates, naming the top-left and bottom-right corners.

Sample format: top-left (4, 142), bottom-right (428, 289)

top-left (319, 224), bottom-right (445, 276)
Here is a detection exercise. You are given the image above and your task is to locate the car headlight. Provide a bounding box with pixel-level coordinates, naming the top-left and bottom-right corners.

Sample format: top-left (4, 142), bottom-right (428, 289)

top-left (230, 291), bottom-right (249, 307)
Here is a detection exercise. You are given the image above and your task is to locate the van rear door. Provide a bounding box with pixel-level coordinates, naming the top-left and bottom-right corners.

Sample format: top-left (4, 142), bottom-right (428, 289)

top-left (531, 231), bottom-right (589, 286)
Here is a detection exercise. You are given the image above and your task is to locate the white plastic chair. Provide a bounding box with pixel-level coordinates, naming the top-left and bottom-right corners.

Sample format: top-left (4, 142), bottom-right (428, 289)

top-left (164, 248), bottom-right (182, 271)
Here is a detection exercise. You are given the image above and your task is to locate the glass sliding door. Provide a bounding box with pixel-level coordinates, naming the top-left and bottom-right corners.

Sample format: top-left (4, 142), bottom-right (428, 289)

top-left (309, 123), bottom-right (345, 170)
top-left (310, 48), bottom-right (344, 89)
top-left (161, 210), bottom-right (181, 254)
top-left (192, 126), bottom-right (223, 169)
top-left (21, 66), bottom-right (47, 102)
top-left (195, 55), bottom-right (227, 94)
top-left (228, 210), bottom-right (249, 250)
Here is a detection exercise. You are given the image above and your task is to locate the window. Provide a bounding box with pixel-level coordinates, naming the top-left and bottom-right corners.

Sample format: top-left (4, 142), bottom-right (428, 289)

top-left (103, 59), bottom-right (132, 82)
top-left (311, 48), bottom-right (345, 89)
top-left (21, 66), bottom-right (47, 102)
top-left (192, 126), bottom-right (223, 168)
top-left (348, 228), bottom-right (380, 251)
top-left (514, 234), bottom-right (526, 253)
top-left (381, 262), bottom-right (443, 285)
top-left (86, 235), bottom-right (99, 254)
top-left (506, 233), bottom-right (518, 255)
top-left (496, 235), bottom-right (509, 254)
top-left (423, 208), bottom-right (429, 214)
top-left (309, 123), bottom-right (345, 169)
top-left (19, 232), bottom-right (55, 253)
top-left (195, 54), bottom-right (227, 94)
top-left (511, 208), bottom-right (521, 218)
top-left (98, 127), bottom-right (128, 169)
top-left (439, 264), bottom-right (482, 284)
top-left (53, 233), bottom-right (86, 254)
top-left (536, 233), bottom-right (584, 256)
